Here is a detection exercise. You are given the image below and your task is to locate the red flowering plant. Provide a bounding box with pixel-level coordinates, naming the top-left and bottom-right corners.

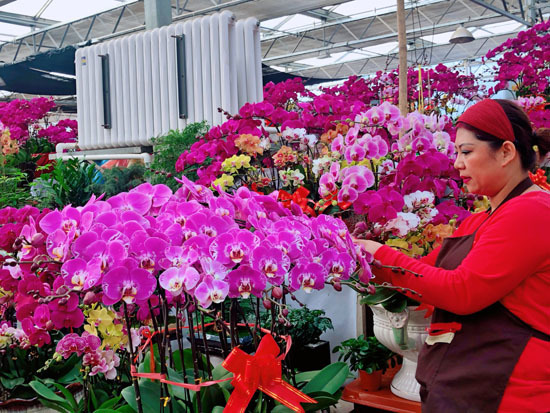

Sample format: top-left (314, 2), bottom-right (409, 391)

top-left (0, 97), bottom-right (77, 178)
top-left (484, 21), bottom-right (550, 186)
top-left (175, 69), bottom-right (479, 222)
top-left (0, 180), bottom-right (368, 411)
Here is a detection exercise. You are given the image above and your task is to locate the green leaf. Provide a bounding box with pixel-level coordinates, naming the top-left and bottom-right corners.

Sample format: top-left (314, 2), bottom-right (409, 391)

top-left (301, 362), bottom-right (349, 395)
top-left (360, 287), bottom-right (397, 305)
top-left (294, 370), bottom-right (320, 384)
top-left (122, 381), bottom-right (163, 413)
top-left (98, 395), bottom-right (122, 410)
top-left (381, 294), bottom-right (408, 313)
top-left (29, 380), bottom-right (67, 404)
top-left (51, 383), bottom-right (78, 411)
top-left (0, 376), bottom-right (24, 389)
top-left (303, 390), bottom-right (342, 412)
top-left (212, 407), bottom-right (225, 413)
top-left (94, 410), bottom-right (120, 413)
top-left (192, 384), bottom-right (226, 413)
top-left (36, 398), bottom-right (71, 413)
top-left (116, 405), bottom-right (137, 413)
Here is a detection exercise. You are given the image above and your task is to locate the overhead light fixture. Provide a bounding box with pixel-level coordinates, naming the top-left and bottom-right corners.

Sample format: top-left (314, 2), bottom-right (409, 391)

top-left (449, 25), bottom-right (475, 44)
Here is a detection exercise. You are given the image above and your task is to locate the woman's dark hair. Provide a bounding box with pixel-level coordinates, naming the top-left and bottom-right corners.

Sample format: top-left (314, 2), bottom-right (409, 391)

top-left (459, 99), bottom-right (550, 171)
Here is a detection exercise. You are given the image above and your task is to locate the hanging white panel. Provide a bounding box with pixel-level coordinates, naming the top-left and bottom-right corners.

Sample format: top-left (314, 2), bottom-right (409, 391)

top-left (218, 11), bottom-right (235, 118)
top-left (76, 12), bottom-right (262, 149)
top-left (166, 24), bottom-right (179, 131)
top-left (142, 31), bottom-right (154, 145)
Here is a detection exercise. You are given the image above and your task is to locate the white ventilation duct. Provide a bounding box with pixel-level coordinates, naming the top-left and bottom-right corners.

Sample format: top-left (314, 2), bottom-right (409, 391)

top-left (75, 12), bottom-right (262, 150)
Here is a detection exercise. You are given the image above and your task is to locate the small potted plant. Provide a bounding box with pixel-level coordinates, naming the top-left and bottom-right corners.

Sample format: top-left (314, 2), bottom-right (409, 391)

top-left (262, 306), bottom-right (334, 372)
top-left (333, 335), bottom-right (396, 391)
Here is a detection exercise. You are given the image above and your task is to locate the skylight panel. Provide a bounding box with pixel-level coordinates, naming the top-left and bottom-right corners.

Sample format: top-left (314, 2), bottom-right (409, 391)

top-left (294, 49), bottom-right (373, 67)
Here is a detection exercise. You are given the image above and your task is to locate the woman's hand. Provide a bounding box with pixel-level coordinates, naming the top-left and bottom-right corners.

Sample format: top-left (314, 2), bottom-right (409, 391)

top-left (353, 238), bottom-right (383, 256)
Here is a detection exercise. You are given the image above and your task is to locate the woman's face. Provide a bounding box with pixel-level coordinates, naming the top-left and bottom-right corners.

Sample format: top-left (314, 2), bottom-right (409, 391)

top-left (454, 128), bottom-right (504, 196)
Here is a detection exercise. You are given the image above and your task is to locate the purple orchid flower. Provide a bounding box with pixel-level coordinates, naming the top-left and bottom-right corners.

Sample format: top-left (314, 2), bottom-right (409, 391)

top-left (160, 246), bottom-right (199, 269)
top-left (195, 276), bottom-right (229, 308)
top-left (199, 257), bottom-right (230, 280)
top-left (159, 266), bottom-right (200, 296)
top-left (289, 262), bottom-right (326, 293)
top-left (61, 257), bottom-right (102, 291)
top-left (227, 265), bottom-right (266, 299)
top-left (46, 228), bottom-right (75, 261)
top-left (102, 259), bottom-right (157, 305)
top-left (210, 229), bottom-right (260, 266)
top-left (107, 191), bottom-right (152, 215)
top-left (48, 293), bottom-right (85, 329)
top-left (250, 244), bottom-right (289, 285)
top-left (320, 250), bottom-right (355, 281)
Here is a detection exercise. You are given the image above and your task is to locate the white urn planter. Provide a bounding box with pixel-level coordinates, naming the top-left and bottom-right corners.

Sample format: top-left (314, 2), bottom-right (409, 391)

top-left (371, 304), bottom-right (431, 402)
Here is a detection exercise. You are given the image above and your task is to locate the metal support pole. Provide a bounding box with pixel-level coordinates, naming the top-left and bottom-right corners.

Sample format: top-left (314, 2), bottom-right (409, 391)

top-left (397, 0), bottom-right (408, 116)
top-left (144, 0), bottom-right (172, 30)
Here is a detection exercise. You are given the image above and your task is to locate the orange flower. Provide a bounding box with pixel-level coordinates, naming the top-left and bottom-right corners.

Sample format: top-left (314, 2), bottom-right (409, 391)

top-left (320, 123), bottom-right (349, 144)
top-left (273, 146), bottom-right (297, 167)
top-left (235, 134), bottom-right (263, 156)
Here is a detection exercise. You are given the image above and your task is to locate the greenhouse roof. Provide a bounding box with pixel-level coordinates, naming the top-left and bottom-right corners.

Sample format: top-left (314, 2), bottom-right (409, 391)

top-left (0, 0), bottom-right (548, 95)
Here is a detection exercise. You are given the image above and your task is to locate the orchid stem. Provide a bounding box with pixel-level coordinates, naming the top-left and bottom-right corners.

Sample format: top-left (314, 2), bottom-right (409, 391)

top-left (122, 301), bottom-right (144, 413)
top-left (175, 302), bottom-right (191, 404)
top-left (184, 294), bottom-right (203, 413)
top-left (200, 312), bottom-right (213, 380)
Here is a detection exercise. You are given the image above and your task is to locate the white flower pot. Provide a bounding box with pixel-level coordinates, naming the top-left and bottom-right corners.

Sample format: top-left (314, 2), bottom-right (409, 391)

top-left (371, 304), bottom-right (431, 401)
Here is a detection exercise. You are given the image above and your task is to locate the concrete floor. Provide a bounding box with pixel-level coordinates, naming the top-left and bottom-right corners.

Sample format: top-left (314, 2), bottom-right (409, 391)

top-left (331, 400), bottom-right (355, 412)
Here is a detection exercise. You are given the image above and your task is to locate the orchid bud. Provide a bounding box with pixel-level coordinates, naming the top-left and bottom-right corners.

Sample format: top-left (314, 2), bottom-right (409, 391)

top-left (58, 297), bottom-right (68, 306)
top-left (333, 281), bottom-right (342, 291)
top-left (30, 263), bottom-right (39, 272)
top-left (367, 284), bottom-right (377, 295)
top-left (278, 317), bottom-right (285, 324)
top-left (271, 287), bottom-right (283, 299)
top-left (262, 299), bottom-right (272, 310)
top-left (31, 233), bottom-right (45, 247)
top-left (83, 291), bottom-right (97, 305)
top-left (282, 308), bottom-right (289, 317)
top-left (45, 320), bottom-right (54, 330)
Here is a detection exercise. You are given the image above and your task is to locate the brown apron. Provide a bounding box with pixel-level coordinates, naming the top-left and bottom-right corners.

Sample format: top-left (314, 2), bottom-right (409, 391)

top-left (416, 177), bottom-right (550, 413)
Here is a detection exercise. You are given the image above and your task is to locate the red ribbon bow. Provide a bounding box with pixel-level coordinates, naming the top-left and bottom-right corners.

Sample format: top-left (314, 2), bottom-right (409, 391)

top-left (314, 189), bottom-right (352, 213)
top-left (222, 334), bottom-right (316, 413)
top-left (278, 186), bottom-right (316, 216)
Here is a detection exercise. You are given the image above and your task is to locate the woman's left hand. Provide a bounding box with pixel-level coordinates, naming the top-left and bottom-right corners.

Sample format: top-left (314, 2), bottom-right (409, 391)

top-left (353, 238), bottom-right (384, 256)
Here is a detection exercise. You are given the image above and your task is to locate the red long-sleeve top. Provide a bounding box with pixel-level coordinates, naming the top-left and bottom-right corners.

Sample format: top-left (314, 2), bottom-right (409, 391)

top-left (372, 191), bottom-right (550, 412)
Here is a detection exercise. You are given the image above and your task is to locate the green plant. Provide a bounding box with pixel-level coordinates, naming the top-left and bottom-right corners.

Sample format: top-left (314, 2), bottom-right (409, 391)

top-left (333, 335), bottom-right (396, 374)
top-left (31, 157), bottom-right (98, 208)
top-left (285, 307), bottom-right (333, 348)
top-left (0, 166), bottom-right (32, 208)
top-left (91, 163), bottom-right (146, 198)
top-left (261, 307), bottom-right (333, 348)
top-left (146, 122), bottom-right (209, 191)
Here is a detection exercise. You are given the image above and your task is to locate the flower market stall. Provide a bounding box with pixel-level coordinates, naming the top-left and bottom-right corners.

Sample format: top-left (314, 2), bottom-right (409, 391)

top-left (1, 5), bottom-right (550, 413)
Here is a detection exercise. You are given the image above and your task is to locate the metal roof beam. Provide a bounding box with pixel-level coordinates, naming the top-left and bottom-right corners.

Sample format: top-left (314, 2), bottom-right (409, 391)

top-left (469, 0), bottom-right (532, 26)
top-left (0, 11), bottom-right (58, 28)
top-left (262, 12), bottom-right (511, 65)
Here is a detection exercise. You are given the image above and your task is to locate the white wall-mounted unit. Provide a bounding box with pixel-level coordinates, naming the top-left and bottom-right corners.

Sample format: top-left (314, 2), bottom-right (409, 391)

top-left (75, 12), bottom-right (262, 150)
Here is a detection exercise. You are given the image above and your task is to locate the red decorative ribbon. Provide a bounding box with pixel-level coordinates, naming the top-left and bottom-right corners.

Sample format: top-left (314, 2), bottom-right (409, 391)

top-left (314, 189), bottom-right (352, 213)
top-left (529, 168), bottom-right (550, 191)
top-left (131, 325), bottom-right (304, 413)
top-left (222, 334), bottom-right (316, 413)
top-left (426, 322), bottom-right (462, 336)
top-left (414, 303), bottom-right (435, 318)
top-left (278, 186), bottom-right (316, 216)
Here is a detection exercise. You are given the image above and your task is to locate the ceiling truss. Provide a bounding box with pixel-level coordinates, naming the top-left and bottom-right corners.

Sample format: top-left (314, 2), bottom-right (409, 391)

top-left (0, 0), bottom-right (548, 81)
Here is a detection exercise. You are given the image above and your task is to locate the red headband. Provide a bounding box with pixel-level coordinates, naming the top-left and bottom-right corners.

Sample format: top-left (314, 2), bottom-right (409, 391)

top-left (457, 99), bottom-right (515, 142)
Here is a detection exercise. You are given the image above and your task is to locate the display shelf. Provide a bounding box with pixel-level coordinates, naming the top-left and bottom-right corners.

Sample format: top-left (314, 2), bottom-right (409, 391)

top-left (342, 367), bottom-right (421, 413)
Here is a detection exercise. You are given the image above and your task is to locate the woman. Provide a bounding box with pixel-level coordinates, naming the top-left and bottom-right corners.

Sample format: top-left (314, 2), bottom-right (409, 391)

top-left (355, 99), bottom-right (550, 413)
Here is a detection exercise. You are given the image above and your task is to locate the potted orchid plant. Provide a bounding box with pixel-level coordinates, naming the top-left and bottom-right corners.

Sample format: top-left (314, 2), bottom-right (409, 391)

top-left (0, 174), bottom-right (369, 412)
